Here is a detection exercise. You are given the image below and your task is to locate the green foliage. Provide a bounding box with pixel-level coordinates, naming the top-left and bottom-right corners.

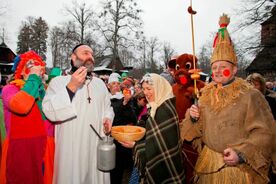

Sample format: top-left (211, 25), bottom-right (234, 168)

top-left (17, 17), bottom-right (49, 60)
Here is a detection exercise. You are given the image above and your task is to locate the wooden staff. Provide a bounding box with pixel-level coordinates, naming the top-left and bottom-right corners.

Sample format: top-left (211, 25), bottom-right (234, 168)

top-left (187, 0), bottom-right (201, 100)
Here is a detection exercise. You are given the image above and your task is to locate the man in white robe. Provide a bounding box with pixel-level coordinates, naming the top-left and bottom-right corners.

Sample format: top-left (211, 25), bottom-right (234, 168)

top-left (42, 44), bottom-right (114, 184)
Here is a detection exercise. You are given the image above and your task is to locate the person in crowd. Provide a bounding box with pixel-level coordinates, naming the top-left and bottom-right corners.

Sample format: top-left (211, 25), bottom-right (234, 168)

top-left (266, 81), bottom-right (274, 91)
top-left (246, 73), bottom-right (276, 119)
top-left (246, 73), bottom-right (276, 184)
top-left (160, 56), bottom-right (177, 85)
top-left (128, 91), bottom-right (148, 184)
top-left (133, 91), bottom-right (148, 123)
top-left (107, 72), bottom-right (137, 184)
top-left (0, 51), bottom-right (54, 184)
top-left (42, 44), bottom-right (114, 184)
top-left (121, 77), bottom-right (135, 96)
top-left (121, 72), bottom-right (128, 81)
top-left (121, 73), bottom-right (185, 183)
top-left (181, 14), bottom-right (276, 184)
top-left (133, 83), bottom-right (142, 96)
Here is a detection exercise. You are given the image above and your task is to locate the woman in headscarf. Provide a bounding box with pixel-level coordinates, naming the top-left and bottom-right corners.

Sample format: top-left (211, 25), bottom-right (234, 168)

top-left (121, 73), bottom-right (185, 184)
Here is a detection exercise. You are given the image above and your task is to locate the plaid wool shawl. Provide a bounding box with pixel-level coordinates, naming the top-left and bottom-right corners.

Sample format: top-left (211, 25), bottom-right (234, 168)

top-left (133, 98), bottom-right (185, 184)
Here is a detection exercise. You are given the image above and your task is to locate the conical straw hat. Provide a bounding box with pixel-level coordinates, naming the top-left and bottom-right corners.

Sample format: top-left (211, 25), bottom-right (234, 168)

top-left (211, 14), bottom-right (237, 65)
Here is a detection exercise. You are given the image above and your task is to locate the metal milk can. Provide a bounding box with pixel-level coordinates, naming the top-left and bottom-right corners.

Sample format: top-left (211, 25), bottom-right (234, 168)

top-left (97, 136), bottom-right (116, 171)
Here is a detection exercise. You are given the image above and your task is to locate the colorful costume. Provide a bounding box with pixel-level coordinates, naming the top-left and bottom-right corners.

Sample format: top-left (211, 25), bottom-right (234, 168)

top-left (0, 51), bottom-right (54, 184)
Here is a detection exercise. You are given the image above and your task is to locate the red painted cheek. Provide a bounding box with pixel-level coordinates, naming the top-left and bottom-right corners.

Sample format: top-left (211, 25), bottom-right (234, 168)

top-left (223, 69), bottom-right (231, 77)
top-left (211, 73), bottom-right (214, 78)
top-left (24, 68), bottom-right (30, 75)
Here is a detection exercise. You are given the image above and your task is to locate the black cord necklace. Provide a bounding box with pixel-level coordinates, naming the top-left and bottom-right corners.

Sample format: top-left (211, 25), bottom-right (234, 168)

top-left (86, 76), bottom-right (93, 103)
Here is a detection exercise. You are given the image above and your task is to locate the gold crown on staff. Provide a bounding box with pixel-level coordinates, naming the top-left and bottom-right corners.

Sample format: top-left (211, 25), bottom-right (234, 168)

top-left (211, 14), bottom-right (237, 65)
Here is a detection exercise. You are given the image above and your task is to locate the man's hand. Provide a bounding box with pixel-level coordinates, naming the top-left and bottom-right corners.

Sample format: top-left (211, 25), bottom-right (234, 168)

top-left (67, 66), bottom-right (87, 93)
top-left (223, 148), bottom-right (239, 166)
top-left (189, 104), bottom-right (200, 119)
top-left (103, 118), bottom-right (112, 135)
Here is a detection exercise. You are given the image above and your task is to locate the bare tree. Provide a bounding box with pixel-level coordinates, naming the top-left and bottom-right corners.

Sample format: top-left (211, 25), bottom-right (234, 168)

top-left (147, 37), bottom-right (161, 73)
top-left (234, 0), bottom-right (276, 55)
top-left (50, 26), bottom-right (66, 68)
top-left (49, 21), bottom-right (79, 69)
top-left (197, 44), bottom-right (212, 74)
top-left (0, 0), bottom-right (7, 16)
top-left (138, 36), bottom-right (148, 70)
top-left (161, 41), bottom-right (176, 68)
top-left (64, 1), bottom-right (95, 43)
top-left (119, 48), bottom-right (135, 66)
top-left (96, 0), bottom-right (143, 68)
top-left (236, 0), bottom-right (275, 29)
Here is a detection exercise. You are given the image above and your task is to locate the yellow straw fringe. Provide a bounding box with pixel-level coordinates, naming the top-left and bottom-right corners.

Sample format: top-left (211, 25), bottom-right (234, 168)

top-left (199, 78), bottom-right (251, 113)
top-left (195, 146), bottom-right (251, 184)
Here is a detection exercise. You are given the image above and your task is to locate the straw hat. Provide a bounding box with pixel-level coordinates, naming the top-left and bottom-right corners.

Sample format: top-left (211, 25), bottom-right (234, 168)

top-left (211, 14), bottom-right (237, 65)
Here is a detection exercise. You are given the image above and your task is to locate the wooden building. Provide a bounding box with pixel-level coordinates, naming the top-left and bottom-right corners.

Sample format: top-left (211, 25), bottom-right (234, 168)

top-left (0, 42), bottom-right (16, 85)
top-left (246, 6), bottom-right (276, 81)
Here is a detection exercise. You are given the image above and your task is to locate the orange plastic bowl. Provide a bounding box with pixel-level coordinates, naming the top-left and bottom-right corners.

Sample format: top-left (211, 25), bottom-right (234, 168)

top-left (111, 125), bottom-right (146, 142)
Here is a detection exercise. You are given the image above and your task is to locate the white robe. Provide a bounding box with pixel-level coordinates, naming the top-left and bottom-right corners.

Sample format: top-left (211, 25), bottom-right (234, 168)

top-left (42, 75), bottom-right (114, 184)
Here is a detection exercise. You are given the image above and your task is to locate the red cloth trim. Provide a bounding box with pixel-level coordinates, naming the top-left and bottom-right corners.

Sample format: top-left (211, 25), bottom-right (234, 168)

top-left (213, 33), bottom-right (219, 48)
top-left (219, 23), bottom-right (228, 28)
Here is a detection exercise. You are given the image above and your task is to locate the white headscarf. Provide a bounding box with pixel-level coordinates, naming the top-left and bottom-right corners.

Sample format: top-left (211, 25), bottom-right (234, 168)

top-left (141, 73), bottom-right (174, 118)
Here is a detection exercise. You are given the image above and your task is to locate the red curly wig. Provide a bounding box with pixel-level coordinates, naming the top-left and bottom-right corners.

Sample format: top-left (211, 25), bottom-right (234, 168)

top-left (14, 51), bottom-right (46, 79)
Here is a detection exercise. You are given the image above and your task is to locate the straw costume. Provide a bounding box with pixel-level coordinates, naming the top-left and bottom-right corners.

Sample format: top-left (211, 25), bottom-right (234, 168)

top-left (133, 73), bottom-right (185, 183)
top-left (181, 14), bottom-right (275, 183)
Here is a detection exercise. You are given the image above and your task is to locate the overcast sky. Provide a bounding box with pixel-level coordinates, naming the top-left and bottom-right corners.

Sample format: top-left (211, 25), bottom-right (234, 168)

top-left (1, 0), bottom-right (242, 64)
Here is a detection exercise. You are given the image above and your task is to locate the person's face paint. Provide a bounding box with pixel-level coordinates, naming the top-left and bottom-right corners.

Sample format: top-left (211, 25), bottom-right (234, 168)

top-left (22, 60), bottom-right (46, 80)
top-left (211, 61), bottom-right (237, 85)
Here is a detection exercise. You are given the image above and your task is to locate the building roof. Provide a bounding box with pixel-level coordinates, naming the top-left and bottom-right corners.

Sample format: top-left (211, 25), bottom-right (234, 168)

top-left (94, 54), bottom-right (124, 72)
top-left (246, 47), bottom-right (276, 72)
top-left (0, 42), bottom-right (16, 64)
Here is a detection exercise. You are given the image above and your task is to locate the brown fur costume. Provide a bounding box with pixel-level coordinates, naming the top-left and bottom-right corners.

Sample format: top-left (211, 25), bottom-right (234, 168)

top-left (171, 54), bottom-right (204, 122)
top-left (170, 53), bottom-right (204, 184)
